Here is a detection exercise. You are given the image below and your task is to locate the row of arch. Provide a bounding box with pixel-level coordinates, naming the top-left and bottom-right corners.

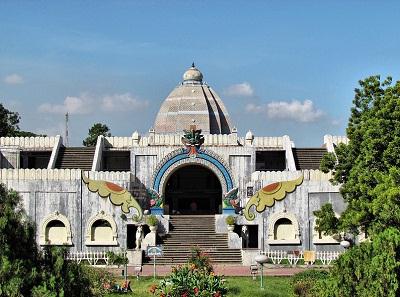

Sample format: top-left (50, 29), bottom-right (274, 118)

top-left (38, 210), bottom-right (338, 246)
top-left (39, 211), bottom-right (118, 246)
top-left (267, 211), bottom-right (339, 245)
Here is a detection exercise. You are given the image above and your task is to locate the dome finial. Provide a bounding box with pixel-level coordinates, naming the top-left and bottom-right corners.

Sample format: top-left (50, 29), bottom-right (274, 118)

top-left (183, 63), bottom-right (203, 83)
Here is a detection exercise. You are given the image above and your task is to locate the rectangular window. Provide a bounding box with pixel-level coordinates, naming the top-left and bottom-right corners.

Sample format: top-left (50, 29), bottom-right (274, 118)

top-left (20, 151), bottom-right (52, 169)
top-left (255, 151), bottom-right (286, 171)
top-left (102, 151), bottom-right (130, 171)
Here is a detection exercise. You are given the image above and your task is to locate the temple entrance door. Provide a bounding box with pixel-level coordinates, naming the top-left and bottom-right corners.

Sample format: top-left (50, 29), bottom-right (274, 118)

top-left (164, 165), bottom-right (222, 215)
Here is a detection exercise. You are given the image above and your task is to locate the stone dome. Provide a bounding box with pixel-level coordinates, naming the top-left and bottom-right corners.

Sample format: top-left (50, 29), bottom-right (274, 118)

top-left (183, 63), bottom-right (203, 83)
top-left (153, 64), bottom-right (233, 135)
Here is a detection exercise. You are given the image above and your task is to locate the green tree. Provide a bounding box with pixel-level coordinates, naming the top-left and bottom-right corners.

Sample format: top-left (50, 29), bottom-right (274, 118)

top-left (0, 183), bottom-right (113, 296)
top-left (0, 103), bottom-right (39, 137)
top-left (0, 103), bottom-right (21, 136)
top-left (315, 75), bottom-right (400, 296)
top-left (0, 184), bottom-right (39, 296)
top-left (83, 123), bottom-right (111, 147)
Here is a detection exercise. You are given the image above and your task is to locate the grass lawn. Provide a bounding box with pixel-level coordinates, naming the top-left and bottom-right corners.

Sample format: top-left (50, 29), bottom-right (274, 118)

top-left (106, 276), bottom-right (292, 297)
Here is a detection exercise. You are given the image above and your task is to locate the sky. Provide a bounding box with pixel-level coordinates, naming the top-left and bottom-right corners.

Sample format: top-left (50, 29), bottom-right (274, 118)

top-left (1, 1), bottom-right (399, 147)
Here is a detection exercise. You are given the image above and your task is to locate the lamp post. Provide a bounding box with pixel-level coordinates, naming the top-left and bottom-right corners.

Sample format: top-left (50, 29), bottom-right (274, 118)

top-left (340, 239), bottom-right (351, 249)
top-left (254, 254), bottom-right (268, 290)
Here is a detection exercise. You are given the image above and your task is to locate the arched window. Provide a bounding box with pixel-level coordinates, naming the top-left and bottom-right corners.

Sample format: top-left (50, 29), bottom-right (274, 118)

top-left (85, 211), bottom-right (118, 246)
top-left (267, 212), bottom-right (300, 245)
top-left (39, 212), bottom-right (72, 246)
top-left (274, 218), bottom-right (295, 240)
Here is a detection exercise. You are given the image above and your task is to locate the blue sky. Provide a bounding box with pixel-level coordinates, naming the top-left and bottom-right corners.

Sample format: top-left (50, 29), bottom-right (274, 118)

top-left (1, 1), bottom-right (399, 146)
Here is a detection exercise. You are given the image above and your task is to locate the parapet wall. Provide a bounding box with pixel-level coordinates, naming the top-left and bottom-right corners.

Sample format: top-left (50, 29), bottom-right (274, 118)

top-left (105, 134), bottom-right (285, 148)
top-left (251, 169), bottom-right (333, 182)
top-left (0, 136), bottom-right (59, 149)
top-left (0, 169), bottom-right (131, 181)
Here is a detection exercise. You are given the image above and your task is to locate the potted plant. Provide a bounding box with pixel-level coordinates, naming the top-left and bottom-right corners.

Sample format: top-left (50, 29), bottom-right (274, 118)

top-left (225, 215), bottom-right (236, 232)
top-left (146, 214), bottom-right (158, 232)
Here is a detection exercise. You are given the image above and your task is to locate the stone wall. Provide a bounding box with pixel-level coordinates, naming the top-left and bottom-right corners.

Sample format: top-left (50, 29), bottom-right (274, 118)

top-left (2, 171), bottom-right (134, 252)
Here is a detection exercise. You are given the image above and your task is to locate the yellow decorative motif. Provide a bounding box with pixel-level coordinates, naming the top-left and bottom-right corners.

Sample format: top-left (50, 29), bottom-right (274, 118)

top-left (82, 172), bottom-right (143, 220)
top-left (243, 175), bottom-right (304, 221)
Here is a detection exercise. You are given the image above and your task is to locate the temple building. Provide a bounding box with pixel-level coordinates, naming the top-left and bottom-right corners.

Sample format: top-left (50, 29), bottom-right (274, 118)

top-left (0, 64), bottom-right (348, 265)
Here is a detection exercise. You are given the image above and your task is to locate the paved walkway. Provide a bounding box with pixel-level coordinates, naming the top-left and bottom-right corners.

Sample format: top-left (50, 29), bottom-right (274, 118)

top-left (124, 265), bottom-right (307, 277)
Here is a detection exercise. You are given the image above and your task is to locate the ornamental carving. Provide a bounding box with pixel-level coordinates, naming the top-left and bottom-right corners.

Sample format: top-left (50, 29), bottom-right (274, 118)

top-left (181, 127), bottom-right (205, 157)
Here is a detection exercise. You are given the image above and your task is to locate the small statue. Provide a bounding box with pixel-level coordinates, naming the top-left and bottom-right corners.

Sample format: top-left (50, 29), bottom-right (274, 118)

top-left (241, 225), bottom-right (249, 248)
top-left (135, 225), bottom-right (143, 250)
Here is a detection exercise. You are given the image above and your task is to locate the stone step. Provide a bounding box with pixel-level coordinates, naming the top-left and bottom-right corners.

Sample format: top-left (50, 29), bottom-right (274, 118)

top-left (55, 147), bottom-right (95, 170)
top-left (145, 215), bottom-right (242, 265)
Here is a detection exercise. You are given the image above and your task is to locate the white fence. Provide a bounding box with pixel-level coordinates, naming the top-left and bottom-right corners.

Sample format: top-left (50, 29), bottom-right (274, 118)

top-left (259, 250), bottom-right (342, 266)
top-left (66, 251), bottom-right (126, 266)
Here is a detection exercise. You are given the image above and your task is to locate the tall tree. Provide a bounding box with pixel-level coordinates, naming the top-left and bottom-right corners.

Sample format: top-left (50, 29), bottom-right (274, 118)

top-left (0, 103), bottom-right (39, 137)
top-left (83, 123), bottom-right (111, 146)
top-left (0, 103), bottom-right (20, 136)
top-left (316, 75), bottom-right (400, 296)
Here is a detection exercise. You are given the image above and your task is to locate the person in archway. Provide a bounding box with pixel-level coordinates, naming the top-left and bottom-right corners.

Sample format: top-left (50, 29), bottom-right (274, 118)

top-left (190, 200), bottom-right (198, 213)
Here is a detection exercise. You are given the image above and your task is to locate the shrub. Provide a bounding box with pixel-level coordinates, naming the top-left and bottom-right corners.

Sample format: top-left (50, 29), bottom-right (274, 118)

top-left (151, 248), bottom-right (226, 296)
top-left (152, 264), bottom-right (227, 297)
top-left (32, 247), bottom-right (115, 297)
top-left (292, 269), bottom-right (328, 297)
top-left (106, 251), bottom-right (128, 267)
top-left (225, 215), bottom-right (235, 225)
top-left (146, 214), bottom-right (158, 226)
top-left (316, 228), bottom-right (400, 297)
top-left (188, 247), bottom-right (213, 273)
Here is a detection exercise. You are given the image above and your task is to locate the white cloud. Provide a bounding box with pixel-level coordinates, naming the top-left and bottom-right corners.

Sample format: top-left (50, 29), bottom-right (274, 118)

top-left (246, 99), bottom-right (324, 123)
top-left (245, 103), bottom-right (264, 113)
top-left (101, 93), bottom-right (149, 112)
top-left (38, 93), bottom-right (93, 114)
top-left (38, 92), bottom-right (149, 115)
top-left (267, 100), bottom-right (324, 122)
top-left (224, 82), bottom-right (254, 97)
top-left (4, 74), bottom-right (24, 85)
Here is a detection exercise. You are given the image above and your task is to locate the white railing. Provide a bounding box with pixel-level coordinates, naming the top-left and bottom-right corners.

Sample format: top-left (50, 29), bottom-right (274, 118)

top-left (66, 251), bottom-right (110, 265)
top-left (66, 251), bottom-right (127, 266)
top-left (316, 251), bottom-right (341, 265)
top-left (259, 250), bottom-right (342, 266)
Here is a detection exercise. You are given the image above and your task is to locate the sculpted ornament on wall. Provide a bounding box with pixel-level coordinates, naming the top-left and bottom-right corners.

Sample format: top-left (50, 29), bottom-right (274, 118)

top-left (82, 172), bottom-right (143, 220)
top-left (181, 127), bottom-right (204, 157)
top-left (243, 175), bottom-right (304, 221)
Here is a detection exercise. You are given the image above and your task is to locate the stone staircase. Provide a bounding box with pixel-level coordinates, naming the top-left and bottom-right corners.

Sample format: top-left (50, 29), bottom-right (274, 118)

top-left (292, 148), bottom-right (327, 170)
top-left (145, 215), bottom-right (242, 265)
top-left (55, 147), bottom-right (95, 170)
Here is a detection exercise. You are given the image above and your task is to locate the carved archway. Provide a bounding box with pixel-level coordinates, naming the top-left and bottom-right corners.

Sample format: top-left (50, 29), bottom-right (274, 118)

top-left (85, 211), bottom-right (118, 246)
top-left (39, 212), bottom-right (72, 246)
top-left (267, 211), bottom-right (300, 245)
top-left (152, 148), bottom-right (234, 195)
top-left (164, 164), bottom-right (222, 215)
top-left (150, 148), bottom-right (236, 214)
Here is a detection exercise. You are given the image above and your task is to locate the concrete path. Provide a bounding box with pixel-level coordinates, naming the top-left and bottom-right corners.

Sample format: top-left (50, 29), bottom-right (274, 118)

top-left (125, 265), bottom-right (307, 277)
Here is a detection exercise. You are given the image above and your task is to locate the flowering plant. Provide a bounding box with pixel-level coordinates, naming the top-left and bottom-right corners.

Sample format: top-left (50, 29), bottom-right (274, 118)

top-left (151, 264), bottom-right (227, 297)
top-left (150, 248), bottom-right (227, 296)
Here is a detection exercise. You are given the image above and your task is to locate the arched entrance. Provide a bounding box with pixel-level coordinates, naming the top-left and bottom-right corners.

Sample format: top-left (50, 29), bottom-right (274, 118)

top-left (164, 165), bottom-right (222, 215)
